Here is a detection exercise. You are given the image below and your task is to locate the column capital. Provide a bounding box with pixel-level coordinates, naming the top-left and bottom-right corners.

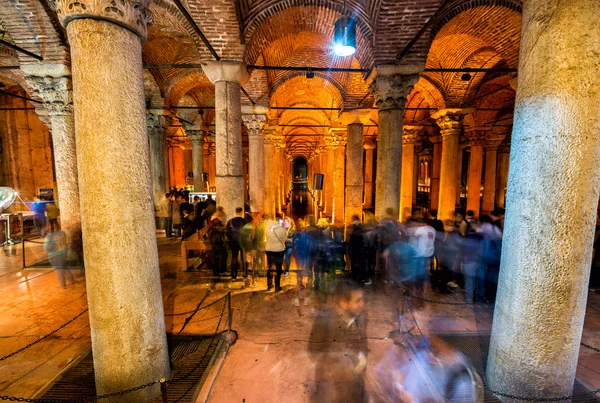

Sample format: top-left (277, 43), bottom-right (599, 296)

top-left (465, 126), bottom-right (490, 146)
top-left (339, 109), bottom-right (371, 125)
top-left (429, 135), bottom-right (442, 144)
top-left (497, 143), bottom-right (511, 154)
top-left (24, 75), bottom-right (73, 116)
top-left (49, 0), bottom-right (153, 41)
top-left (202, 61), bottom-right (250, 86)
top-left (367, 66), bottom-right (420, 111)
top-left (147, 112), bottom-right (172, 137)
top-left (242, 113), bottom-right (267, 136)
top-left (402, 125), bottom-right (423, 144)
top-left (202, 142), bottom-right (211, 157)
top-left (432, 108), bottom-right (474, 136)
top-left (485, 134), bottom-right (506, 150)
top-left (363, 137), bottom-right (377, 150)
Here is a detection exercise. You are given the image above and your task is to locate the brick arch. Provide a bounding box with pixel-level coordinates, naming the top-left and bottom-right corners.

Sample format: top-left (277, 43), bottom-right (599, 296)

top-left (414, 76), bottom-right (447, 110)
top-left (245, 5), bottom-right (374, 72)
top-left (270, 71), bottom-right (345, 103)
top-left (0, 0), bottom-right (68, 64)
top-left (164, 71), bottom-right (214, 108)
top-left (432, 0), bottom-right (522, 35)
top-left (470, 77), bottom-right (515, 126)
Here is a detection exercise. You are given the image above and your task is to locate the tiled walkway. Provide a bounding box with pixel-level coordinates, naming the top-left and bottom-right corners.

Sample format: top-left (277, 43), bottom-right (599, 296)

top-left (0, 237), bottom-right (598, 401)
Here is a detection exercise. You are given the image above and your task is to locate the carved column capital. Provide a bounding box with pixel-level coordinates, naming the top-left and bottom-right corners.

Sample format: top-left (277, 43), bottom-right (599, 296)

top-left (146, 113), bottom-right (172, 137)
top-left (432, 108), bottom-right (474, 136)
top-left (187, 130), bottom-right (204, 146)
top-left (48, 0), bottom-right (153, 41)
top-left (485, 134), bottom-right (506, 150)
top-left (202, 142), bottom-right (211, 157)
top-left (363, 138), bottom-right (377, 150)
top-left (465, 126), bottom-right (490, 147)
top-left (497, 143), bottom-right (511, 154)
top-left (368, 70), bottom-right (420, 111)
top-left (25, 75), bottom-right (73, 116)
top-left (201, 60), bottom-right (250, 85)
top-left (242, 114), bottom-right (267, 137)
top-left (402, 125), bottom-right (423, 144)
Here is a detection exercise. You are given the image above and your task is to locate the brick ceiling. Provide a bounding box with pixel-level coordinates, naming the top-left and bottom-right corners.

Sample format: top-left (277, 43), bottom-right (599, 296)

top-left (0, 0), bottom-right (522, 157)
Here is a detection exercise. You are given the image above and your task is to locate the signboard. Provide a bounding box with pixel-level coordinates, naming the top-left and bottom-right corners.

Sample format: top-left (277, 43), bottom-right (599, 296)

top-left (188, 192), bottom-right (217, 204)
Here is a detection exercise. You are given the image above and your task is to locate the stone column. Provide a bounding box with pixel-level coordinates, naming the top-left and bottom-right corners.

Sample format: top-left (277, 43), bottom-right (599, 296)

top-left (323, 138), bottom-right (336, 217)
top-left (207, 143), bottom-right (216, 190)
top-left (429, 135), bottom-right (442, 210)
top-left (202, 61), bottom-right (250, 218)
top-left (487, 0), bottom-right (600, 399)
top-left (465, 128), bottom-right (487, 216)
top-left (363, 138), bottom-right (376, 209)
top-left (482, 137), bottom-right (503, 213)
top-left (183, 116), bottom-right (205, 192)
top-left (495, 144), bottom-right (510, 208)
top-left (399, 126), bottom-right (422, 221)
top-left (332, 133), bottom-right (346, 226)
top-left (432, 109), bottom-right (472, 222)
top-left (368, 67), bottom-right (419, 219)
top-left (23, 68), bottom-right (82, 252)
top-left (272, 134), bottom-right (284, 214)
top-left (147, 111), bottom-right (171, 209)
top-left (50, 1), bottom-right (169, 399)
top-left (242, 111), bottom-right (267, 213)
top-left (262, 131), bottom-right (276, 217)
top-left (342, 111), bottom-right (369, 225)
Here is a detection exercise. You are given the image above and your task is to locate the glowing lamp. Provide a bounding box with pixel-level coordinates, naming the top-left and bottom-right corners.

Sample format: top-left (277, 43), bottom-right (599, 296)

top-left (333, 17), bottom-right (356, 57)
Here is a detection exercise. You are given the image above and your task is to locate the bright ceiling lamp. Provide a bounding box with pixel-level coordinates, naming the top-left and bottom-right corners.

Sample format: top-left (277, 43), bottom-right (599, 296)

top-left (333, 16), bottom-right (356, 57)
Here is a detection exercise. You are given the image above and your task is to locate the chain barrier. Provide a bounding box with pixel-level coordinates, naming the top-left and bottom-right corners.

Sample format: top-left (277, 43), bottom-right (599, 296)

top-left (165, 293), bottom-right (228, 317)
top-left (0, 292), bottom-right (231, 403)
top-left (403, 290), bottom-right (478, 306)
top-left (401, 291), bottom-right (600, 402)
top-left (581, 342), bottom-right (600, 353)
top-left (0, 308), bottom-right (89, 362)
top-left (23, 238), bottom-right (46, 245)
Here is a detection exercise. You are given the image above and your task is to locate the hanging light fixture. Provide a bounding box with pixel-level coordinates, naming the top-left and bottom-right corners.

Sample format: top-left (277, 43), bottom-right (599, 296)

top-left (333, 1), bottom-right (356, 57)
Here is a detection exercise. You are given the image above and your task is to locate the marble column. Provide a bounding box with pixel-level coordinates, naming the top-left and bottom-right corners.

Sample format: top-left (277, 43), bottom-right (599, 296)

top-left (429, 136), bottom-right (442, 210)
top-left (262, 132), bottom-right (276, 217)
top-left (343, 112), bottom-right (368, 225)
top-left (183, 116), bottom-right (204, 192)
top-left (495, 144), bottom-right (510, 208)
top-left (273, 134), bottom-right (284, 214)
top-left (332, 134), bottom-right (346, 226)
top-left (50, 1), bottom-right (169, 399)
top-left (465, 128), bottom-right (488, 216)
top-left (202, 61), bottom-right (250, 218)
top-left (482, 137), bottom-right (503, 213)
top-left (487, 0), bottom-right (600, 399)
top-left (207, 143), bottom-right (216, 190)
top-left (363, 138), bottom-right (376, 209)
top-left (432, 109), bottom-right (472, 222)
top-left (23, 68), bottom-right (82, 253)
top-left (368, 67), bottom-right (419, 219)
top-left (400, 126), bottom-right (422, 221)
top-left (242, 111), bottom-right (267, 213)
top-left (147, 111), bottom-right (171, 209)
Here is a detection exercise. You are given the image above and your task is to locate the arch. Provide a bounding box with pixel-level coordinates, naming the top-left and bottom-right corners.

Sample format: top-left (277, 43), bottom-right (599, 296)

top-left (432, 0), bottom-right (522, 35)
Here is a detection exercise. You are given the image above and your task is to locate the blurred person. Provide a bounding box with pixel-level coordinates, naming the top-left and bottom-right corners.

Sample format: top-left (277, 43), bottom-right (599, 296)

top-left (194, 196), bottom-right (207, 229)
top-left (171, 194), bottom-right (182, 237)
top-left (461, 222), bottom-right (484, 303)
top-left (347, 214), bottom-right (366, 284)
top-left (159, 193), bottom-right (172, 237)
top-left (371, 306), bottom-right (483, 402)
top-left (31, 197), bottom-right (47, 236)
top-left (179, 194), bottom-right (193, 220)
top-left (363, 212), bottom-right (379, 285)
top-left (265, 214), bottom-right (289, 292)
top-left (439, 220), bottom-right (463, 291)
top-left (282, 216), bottom-right (296, 276)
top-left (293, 218), bottom-right (313, 307)
top-left (455, 209), bottom-right (469, 237)
top-left (46, 202), bottom-right (60, 233)
top-left (226, 207), bottom-right (246, 280)
top-left (181, 209), bottom-right (198, 239)
top-left (406, 219), bottom-right (436, 304)
top-left (254, 214), bottom-right (268, 284)
top-left (308, 280), bottom-right (368, 402)
top-left (208, 213), bottom-right (227, 276)
top-left (44, 225), bottom-right (74, 289)
top-left (202, 195), bottom-right (217, 224)
top-left (405, 207), bottom-right (424, 227)
top-left (479, 214), bottom-right (502, 303)
top-left (314, 217), bottom-right (334, 291)
top-left (490, 208), bottom-right (505, 232)
top-left (378, 208), bottom-right (403, 280)
top-left (239, 214), bottom-right (257, 286)
top-left (192, 195), bottom-right (201, 208)
top-left (428, 209), bottom-right (449, 294)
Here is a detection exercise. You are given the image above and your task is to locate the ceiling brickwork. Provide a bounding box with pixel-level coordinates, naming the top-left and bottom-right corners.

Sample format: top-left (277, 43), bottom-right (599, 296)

top-left (0, 0), bottom-right (523, 157)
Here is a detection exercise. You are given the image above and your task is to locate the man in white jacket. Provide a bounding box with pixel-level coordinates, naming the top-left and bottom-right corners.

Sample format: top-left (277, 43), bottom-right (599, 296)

top-left (265, 215), bottom-right (289, 292)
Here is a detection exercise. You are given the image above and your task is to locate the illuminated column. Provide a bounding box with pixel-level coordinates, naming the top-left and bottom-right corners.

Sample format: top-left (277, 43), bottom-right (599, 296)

top-left (482, 136), bottom-right (504, 213)
top-left (147, 111), bottom-right (171, 208)
top-left (202, 61), bottom-right (250, 218)
top-left (487, 0), bottom-right (600, 399)
top-left (50, 1), bottom-right (170, 399)
top-left (330, 131), bottom-right (346, 226)
top-left (363, 138), bottom-right (376, 209)
top-left (323, 140), bottom-right (336, 216)
top-left (399, 125), bottom-right (422, 221)
top-left (465, 127), bottom-right (488, 216)
top-left (432, 108), bottom-right (472, 221)
top-left (23, 69), bottom-right (82, 251)
top-left (242, 145), bottom-right (249, 205)
top-left (495, 144), bottom-right (510, 208)
top-left (262, 131), bottom-right (276, 217)
top-left (208, 143), bottom-right (216, 190)
top-left (183, 116), bottom-right (204, 192)
top-left (368, 67), bottom-right (419, 219)
top-left (343, 111), bottom-right (368, 225)
top-left (429, 135), bottom-right (442, 210)
top-left (242, 111), bottom-right (266, 213)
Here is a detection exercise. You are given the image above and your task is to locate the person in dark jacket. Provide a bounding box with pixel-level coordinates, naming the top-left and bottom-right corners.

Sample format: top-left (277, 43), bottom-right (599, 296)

top-left (226, 207), bottom-right (247, 280)
top-left (347, 214), bottom-right (366, 284)
top-left (208, 214), bottom-right (227, 276)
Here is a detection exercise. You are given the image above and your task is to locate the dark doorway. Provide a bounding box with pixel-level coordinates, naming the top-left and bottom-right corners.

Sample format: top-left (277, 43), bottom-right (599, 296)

top-left (292, 157), bottom-right (308, 190)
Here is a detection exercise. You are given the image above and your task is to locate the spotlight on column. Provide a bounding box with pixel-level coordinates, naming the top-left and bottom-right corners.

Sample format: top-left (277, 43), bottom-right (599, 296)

top-left (333, 16), bottom-right (356, 57)
top-left (461, 73), bottom-right (472, 81)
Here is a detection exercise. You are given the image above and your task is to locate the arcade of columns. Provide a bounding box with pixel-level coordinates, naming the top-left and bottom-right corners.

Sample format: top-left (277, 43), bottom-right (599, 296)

top-left (13, 0), bottom-right (599, 400)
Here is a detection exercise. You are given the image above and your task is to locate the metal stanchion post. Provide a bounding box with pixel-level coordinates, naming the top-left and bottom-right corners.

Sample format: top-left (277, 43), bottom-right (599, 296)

top-left (227, 291), bottom-right (232, 332)
top-left (160, 378), bottom-right (168, 403)
top-left (22, 239), bottom-right (25, 268)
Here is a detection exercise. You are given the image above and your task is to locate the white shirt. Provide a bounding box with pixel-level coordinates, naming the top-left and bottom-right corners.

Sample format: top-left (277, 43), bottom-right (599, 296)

top-left (410, 224), bottom-right (436, 257)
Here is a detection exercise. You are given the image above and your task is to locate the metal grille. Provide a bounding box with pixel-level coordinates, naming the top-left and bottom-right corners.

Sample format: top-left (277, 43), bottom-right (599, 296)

top-left (41, 334), bottom-right (222, 403)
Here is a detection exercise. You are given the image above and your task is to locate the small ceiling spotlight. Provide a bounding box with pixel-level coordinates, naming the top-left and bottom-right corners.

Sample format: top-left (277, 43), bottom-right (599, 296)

top-left (306, 70), bottom-right (315, 79)
top-left (333, 15), bottom-right (356, 57)
top-left (461, 73), bottom-right (472, 81)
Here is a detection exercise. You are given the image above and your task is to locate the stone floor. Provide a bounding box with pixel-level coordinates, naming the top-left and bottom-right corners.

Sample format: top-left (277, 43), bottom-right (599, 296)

top-left (0, 236), bottom-right (598, 401)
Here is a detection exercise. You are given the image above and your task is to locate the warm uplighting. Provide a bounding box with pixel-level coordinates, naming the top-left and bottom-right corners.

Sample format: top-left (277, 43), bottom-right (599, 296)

top-left (333, 17), bottom-right (356, 57)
